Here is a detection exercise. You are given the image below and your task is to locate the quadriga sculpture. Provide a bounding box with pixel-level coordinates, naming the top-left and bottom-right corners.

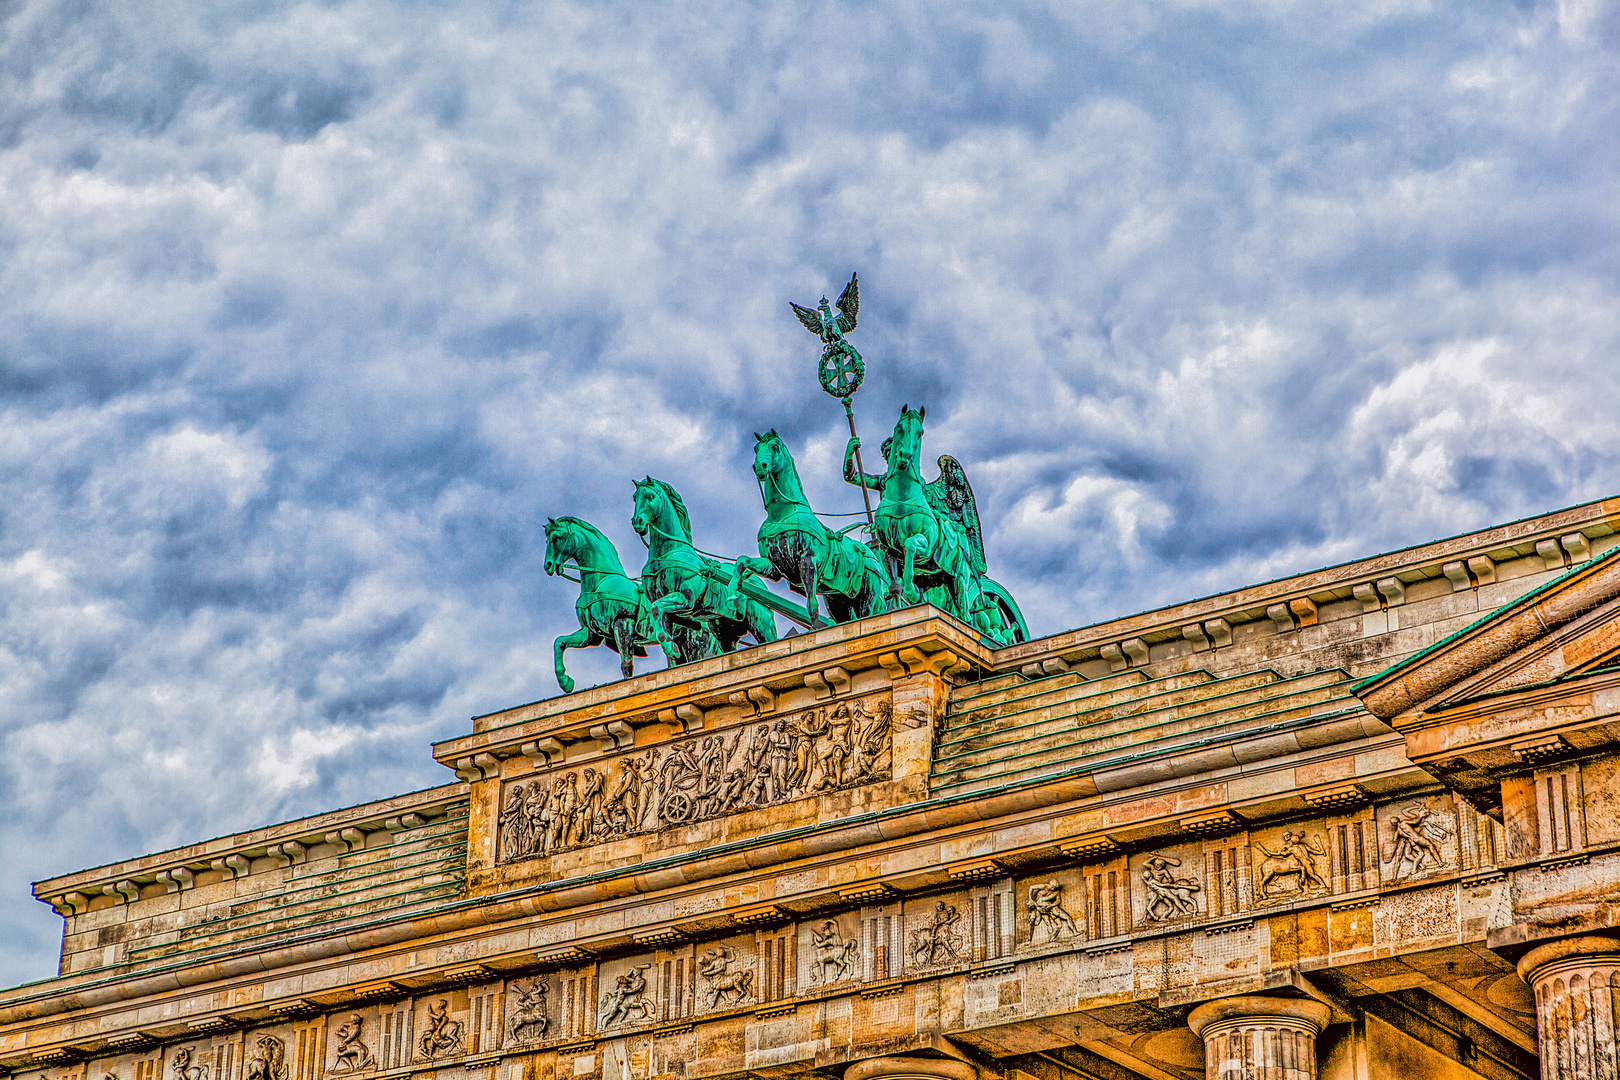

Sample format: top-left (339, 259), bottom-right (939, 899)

top-left (543, 516), bottom-right (696, 694)
top-left (731, 429), bottom-right (891, 628)
top-left (846, 404), bottom-right (1028, 645)
top-left (632, 477), bottom-right (779, 654)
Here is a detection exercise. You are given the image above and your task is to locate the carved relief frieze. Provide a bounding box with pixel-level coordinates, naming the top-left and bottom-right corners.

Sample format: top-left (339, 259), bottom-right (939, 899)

top-left (1378, 796), bottom-right (1457, 883)
top-left (1133, 847), bottom-right (1203, 925)
top-left (597, 961), bottom-right (654, 1029)
top-left (245, 1035), bottom-right (288, 1080)
top-left (415, 999), bottom-right (466, 1062)
top-left (1025, 879), bottom-right (1081, 944)
top-left (1250, 824), bottom-right (1331, 906)
top-left (907, 899), bottom-right (966, 969)
top-left (806, 917), bottom-right (860, 986)
top-left (696, 945), bottom-right (756, 1009)
top-left (171, 1048), bottom-right (208, 1080)
top-left (504, 979), bottom-right (549, 1045)
top-left (328, 1014), bottom-right (376, 1073)
top-left (499, 694), bottom-right (894, 863)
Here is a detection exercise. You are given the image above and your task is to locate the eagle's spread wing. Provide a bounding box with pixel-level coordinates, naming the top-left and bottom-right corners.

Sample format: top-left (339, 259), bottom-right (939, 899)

top-left (833, 273), bottom-right (859, 335)
top-left (790, 301), bottom-right (825, 337)
top-left (924, 455), bottom-right (987, 574)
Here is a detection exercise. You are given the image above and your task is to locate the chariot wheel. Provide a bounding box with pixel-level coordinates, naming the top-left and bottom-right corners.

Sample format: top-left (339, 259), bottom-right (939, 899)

top-left (977, 578), bottom-right (1029, 645)
top-left (661, 790), bottom-right (695, 824)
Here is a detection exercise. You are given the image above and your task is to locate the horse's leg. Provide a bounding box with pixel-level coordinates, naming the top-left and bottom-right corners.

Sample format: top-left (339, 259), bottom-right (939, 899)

top-left (749, 600), bottom-right (778, 644)
top-left (554, 627), bottom-right (591, 694)
top-left (800, 550), bottom-right (825, 629)
top-left (612, 617), bottom-right (636, 680)
top-left (902, 534), bottom-right (929, 605)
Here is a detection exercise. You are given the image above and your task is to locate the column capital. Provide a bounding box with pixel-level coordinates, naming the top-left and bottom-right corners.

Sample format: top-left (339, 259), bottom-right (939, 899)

top-left (1518, 934), bottom-right (1620, 984)
top-left (1187, 995), bottom-right (1332, 1040)
top-left (844, 1057), bottom-right (977, 1080)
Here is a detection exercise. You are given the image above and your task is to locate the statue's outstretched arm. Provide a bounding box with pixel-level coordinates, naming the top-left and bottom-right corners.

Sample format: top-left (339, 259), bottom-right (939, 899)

top-left (843, 436), bottom-right (884, 491)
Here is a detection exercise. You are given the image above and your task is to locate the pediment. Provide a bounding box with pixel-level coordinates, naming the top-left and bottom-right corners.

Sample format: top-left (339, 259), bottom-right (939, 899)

top-left (1358, 545), bottom-right (1620, 723)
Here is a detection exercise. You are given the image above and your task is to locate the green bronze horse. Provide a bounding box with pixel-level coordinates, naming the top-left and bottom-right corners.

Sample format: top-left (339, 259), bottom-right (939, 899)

top-left (846, 405), bottom-right (1028, 645)
top-left (543, 516), bottom-right (677, 694)
top-left (731, 430), bottom-right (890, 629)
top-left (632, 477), bottom-right (779, 654)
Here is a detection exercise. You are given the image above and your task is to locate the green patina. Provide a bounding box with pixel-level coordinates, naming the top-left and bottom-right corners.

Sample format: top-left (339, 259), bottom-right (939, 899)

top-left (730, 430), bottom-right (892, 629)
top-left (543, 516), bottom-right (684, 694)
top-left (544, 271), bottom-right (1029, 692)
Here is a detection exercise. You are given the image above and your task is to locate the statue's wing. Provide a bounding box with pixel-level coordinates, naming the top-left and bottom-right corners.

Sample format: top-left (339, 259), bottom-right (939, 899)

top-left (925, 455), bottom-right (987, 574)
top-left (833, 273), bottom-right (858, 334)
top-left (790, 301), bottom-right (825, 337)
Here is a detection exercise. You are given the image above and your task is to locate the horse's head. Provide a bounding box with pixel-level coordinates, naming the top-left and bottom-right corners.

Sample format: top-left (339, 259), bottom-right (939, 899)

top-left (753, 429), bottom-right (785, 480)
top-left (633, 477), bottom-right (693, 543)
top-left (890, 404), bottom-right (926, 473)
top-left (543, 517), bottom-right (575, 576)
top-left (631, 477), bottom-right (659, 537)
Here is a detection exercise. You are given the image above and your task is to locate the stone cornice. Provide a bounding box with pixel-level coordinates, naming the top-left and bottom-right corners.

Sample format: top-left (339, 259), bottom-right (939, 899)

top-left (433, 606), bottom-right (990, 774)
top-left (31, 784), bottom-right (466, 912)
top-left (1000, 494), bottom-right (1620, 671)
top-left (1356, 542), bottom-right (1620, 722)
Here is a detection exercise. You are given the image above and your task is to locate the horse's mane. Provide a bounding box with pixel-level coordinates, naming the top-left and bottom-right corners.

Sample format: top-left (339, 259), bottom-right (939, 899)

top-left (759, 432), bottom-right (807, 504)
top-left (643, 478), bottom-right (693, 542)
top-left (551, 517), bottom-right (627, 573)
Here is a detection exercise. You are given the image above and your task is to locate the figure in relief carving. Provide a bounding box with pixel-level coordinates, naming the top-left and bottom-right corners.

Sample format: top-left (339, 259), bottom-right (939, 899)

top-left (500, 785), bottom-right (533, 862)
top-left (1027, 880), bottom-right (1079, 942)
top-left (245, 1035), bottom-right (287, 1080)
top-left (909, 901), bottom-right (964, 966)
top-left (505, 979), bottom-right (549, 1043)
top-left (602, 751), bottom-right (656, 835)
top-left (1384, 804), bottom-right (1452, 879)
top-left (1141, 856), bottom-right (1201, 921)
top-left (500, 696), bottom-right (895, 863)
top-left (1256, 831), bottom-right (1329, 897)
top-left (172, 1048), bottom-right (208, 1080)
top-left (808, 921), bottom-right (859, 984)
top-left (577, 768), bottom-right (602, 844)
top-left (416, 999), bottom-right (465, 1061)
top-left (329, 1014), bottom-right (376, 1073)
top-left (599, 965), bottom-right (653, 1027)
top-left (697, 946), bottom-right (757, 1008)
top-left (850, 700), bottom-right (891, 781)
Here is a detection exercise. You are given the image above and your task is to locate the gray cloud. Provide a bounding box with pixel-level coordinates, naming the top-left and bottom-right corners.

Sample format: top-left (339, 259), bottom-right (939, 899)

top-left (1, 0), bottom-right (1617, 983)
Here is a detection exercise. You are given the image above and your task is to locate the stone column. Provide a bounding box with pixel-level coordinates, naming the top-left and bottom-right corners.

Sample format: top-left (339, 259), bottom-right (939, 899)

top-left (1518, 934), bottom-right (1620, 1080)
top-left (844, 1056), bottom-right (977, 1080)
top-left (1187, 996), bottom-right (1331, 1080)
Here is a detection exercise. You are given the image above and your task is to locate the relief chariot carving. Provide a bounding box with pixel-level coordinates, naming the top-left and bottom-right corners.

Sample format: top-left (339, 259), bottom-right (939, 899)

top-left (500, 695), bottom-right (894, 863)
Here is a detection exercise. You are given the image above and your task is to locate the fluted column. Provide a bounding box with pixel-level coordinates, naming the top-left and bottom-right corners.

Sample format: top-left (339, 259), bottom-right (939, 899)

top-left (1518, 935), bottom-right (1620, 1080)
top-left (1187, 996), bottom-right (1330, 1080)
top-left (844, 1057), bottom-right (976, 1080)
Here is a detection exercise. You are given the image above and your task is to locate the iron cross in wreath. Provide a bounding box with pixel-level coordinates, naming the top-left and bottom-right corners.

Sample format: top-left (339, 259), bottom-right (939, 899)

top-left (791, 272), bottom-right (863, 399)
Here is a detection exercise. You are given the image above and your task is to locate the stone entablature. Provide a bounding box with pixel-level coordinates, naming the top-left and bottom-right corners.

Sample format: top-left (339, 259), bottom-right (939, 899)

top-left (18, 497), bottom-right (1620, 1080)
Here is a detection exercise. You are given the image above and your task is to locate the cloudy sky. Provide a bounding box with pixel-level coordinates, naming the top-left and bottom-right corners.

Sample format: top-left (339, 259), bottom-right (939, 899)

top-left (1, 0), bottom-right (1616, 985)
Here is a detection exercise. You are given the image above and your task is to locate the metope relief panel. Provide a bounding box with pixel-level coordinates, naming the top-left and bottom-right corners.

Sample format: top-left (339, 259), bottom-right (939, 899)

top-left (695, 937), bottom-right (759, 1011)
top-left (1250, 822), bottom-right (1331, 908)
top-left (1022, 876), bottom-right (1083, 946)
top-left (804, 914), bottom-right (861, 987)
top-left (905, 897), bottom-right (968, 971)
top-left (499, 694), bottom-right (894, 863)
top-left (1377, 794), bottom-right (1458, 884)
top-left (1133, 845), bottom-right (1205, 927)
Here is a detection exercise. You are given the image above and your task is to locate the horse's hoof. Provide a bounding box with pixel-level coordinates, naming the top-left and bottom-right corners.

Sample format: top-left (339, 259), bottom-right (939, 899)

top-left (558, 675), bottom-right (575, 694)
